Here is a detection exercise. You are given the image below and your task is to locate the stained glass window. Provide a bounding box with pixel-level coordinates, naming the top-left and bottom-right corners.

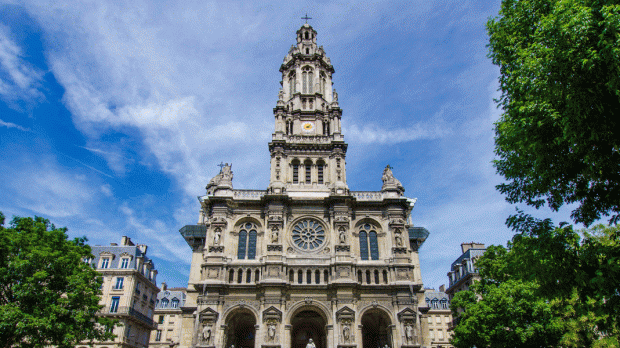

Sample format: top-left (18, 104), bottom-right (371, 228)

top-left (292, 219), bottom-right (325, 250)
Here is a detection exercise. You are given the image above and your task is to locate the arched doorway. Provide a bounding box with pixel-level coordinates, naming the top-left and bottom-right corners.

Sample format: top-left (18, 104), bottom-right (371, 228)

top-left (361, 309), bottom-right (392, 348)
top-left (291, 309), bottom-right (327, 348)
top-left (224, 309), bottom-right (256, 348)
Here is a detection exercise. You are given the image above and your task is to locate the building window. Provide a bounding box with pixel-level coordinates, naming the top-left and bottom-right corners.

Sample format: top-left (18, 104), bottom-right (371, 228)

top-left (171, 298), bottom-right (179, 308)
top-left (359, 224), bottom-right (379, 260)
top-left (289, 72), bottom-right (296, 96)
top-left (120, 258), bottom-right (129, 268)
top-left (237, 222), bottom-right (258, 259)
top-left (440, 298), bottom-right (448, 309)
top-left (100, 258), bottom-right (110, 269)
top-left (304, 160), bottom-right (312, 184)
top-left (158, 315), bottom-right (165, 324)
top-left (317, 162), bottom-right (324, 184)
top-left (110, 297), bottom-right (120, 313)
top-left (292, 161), bottom-right (299, 184)
top-left (126, 325), bottom-right (131, 338)
top-left (161, 298), bottom-right (169, 308)
top-left (302, 67), bottom-right (313, 94)
top-left (114, 277), bottom-right (124, 290)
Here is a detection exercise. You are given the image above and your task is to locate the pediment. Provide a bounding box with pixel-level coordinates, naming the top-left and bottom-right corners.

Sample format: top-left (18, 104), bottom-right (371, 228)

top-left (99, 251), bottom-right (115, 259)
top-left (336, 306), bottom-right (355, 321)
top-left (262, 306), bottom-right (282, 322)
top-left (397, 307), bottom-right (417, 322)
top-left (199, 307), bottom-right (219, 323)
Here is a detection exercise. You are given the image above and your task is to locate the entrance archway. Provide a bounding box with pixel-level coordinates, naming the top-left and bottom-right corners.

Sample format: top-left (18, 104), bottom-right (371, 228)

top-left (361, 309), bottom-right (392, 348)
top-left (224, 309), bottom-right (256, 348)
top-left (291, 309), bottom-right (327, 348)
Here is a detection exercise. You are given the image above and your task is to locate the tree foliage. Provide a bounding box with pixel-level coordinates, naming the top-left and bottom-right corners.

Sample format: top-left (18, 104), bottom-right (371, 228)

top-left (488, 0), bottom-right (620, 226)
top-left (451, 214), bottom-right (620, 348)
top-left (0, 212), bottom-right (116, 348)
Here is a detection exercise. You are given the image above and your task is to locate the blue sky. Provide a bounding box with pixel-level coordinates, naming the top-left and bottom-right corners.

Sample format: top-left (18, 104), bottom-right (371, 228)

top-left (0, 1), bottom-right (580, 289)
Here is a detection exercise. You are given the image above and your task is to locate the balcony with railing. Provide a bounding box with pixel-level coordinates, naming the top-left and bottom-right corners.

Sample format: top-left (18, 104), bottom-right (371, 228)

top-left (98, 306), bottom-right (155, 328)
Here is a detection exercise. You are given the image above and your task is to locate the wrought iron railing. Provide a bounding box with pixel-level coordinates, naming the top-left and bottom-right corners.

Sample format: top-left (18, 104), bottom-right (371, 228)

top-left (98, 306), bottom-right (155, 327)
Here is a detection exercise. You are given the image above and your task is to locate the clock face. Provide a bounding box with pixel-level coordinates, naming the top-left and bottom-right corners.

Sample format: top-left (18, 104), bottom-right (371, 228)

top-left (301, 121), bottom-right (315, 133)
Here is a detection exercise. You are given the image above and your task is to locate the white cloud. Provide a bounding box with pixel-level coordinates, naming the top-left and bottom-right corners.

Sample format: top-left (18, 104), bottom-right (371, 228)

top-left (0, 24), bottom-right (44, 106)
top-left (0, 118), bottom-right (31, 131)
top-left (345, 120), bottom-right (451, 145)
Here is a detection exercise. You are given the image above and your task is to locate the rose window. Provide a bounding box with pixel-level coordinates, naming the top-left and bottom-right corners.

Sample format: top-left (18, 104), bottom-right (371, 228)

top-left (292, 219), bottom-right (325, 250)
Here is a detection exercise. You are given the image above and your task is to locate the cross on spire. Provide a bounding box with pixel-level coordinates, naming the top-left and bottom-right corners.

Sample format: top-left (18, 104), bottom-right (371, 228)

top-left (301, 13), bottom-right (312, 23)
top-left (217, 162), bottom-right (226, 172)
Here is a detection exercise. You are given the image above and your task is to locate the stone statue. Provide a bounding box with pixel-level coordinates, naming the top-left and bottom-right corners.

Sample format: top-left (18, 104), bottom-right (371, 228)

top-left (381, 165), bottom-right (404, 192)
top-left (394, 229), bottom-right (403, 247)
top-left (339, 227), bottom-right (346, 244)
top-left (278, 88), bottom-right (284, 101)
top-left (306, 338), bottom-right (316, 348)
top-left (213, 229), bottom-right (221, 245)
top-left (342, 323), bottom-right (350, 341)
top-left (268, 323), bottom-right (276, 340)
top-left (405, 324), bottom-right (414, 343)
top-left (333, 89), bottom-right (338, 102)
top-left (271, 227), bottom-right (279, 243)
top-left (202, 325), bottom-right (212, 344)
top-left (206, 163), bottom-right (234, 193)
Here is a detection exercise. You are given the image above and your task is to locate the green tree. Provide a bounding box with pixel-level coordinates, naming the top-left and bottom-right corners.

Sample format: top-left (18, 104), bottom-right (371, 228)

top-left (450, 215), bottom-right (620, 348)
top-left (488, 0), bottom-right (620, 226)
top-left (0, 212), bottom-right (116, 348)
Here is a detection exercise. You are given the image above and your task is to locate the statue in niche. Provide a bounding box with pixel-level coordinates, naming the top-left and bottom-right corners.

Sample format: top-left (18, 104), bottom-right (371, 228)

top-left (394, 229), bottom-right (403, 247)
top-left (271, 226), bottom-right (279, 243)
top-left (342, 323), bottom-right (351, 342)
top-left (306, 338), bottom-right (316, 348)
top-left (381, 165), bottom-right (404, 191)
top-left (339, 227), bottom-right (346, 244)
top-left (213, 229), bottom-right (221, 245)
top-left (405, 323), bottom-right (414, 343)
top-left (268, 322), bottom-right (276, 340)
top-left (278, 88), bottom-right (284, 101)
top-left (202, 324), bottom-right (212, 344)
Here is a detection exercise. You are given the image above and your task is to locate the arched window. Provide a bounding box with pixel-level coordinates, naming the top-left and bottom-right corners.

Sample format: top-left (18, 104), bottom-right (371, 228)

top-left (255, 270), bottom-right (260, 282)
top-left (431, 298), bottom-right (439, 309)
top-left (359, 231), bottom-right (369, 260)
top-left (237, 230), bottom-right (247, 259)
top-left (440, 298), bottom-right (448, 309)
top-left (297, 270), bottom-right (303, 284)
top-left (246, 270), bottom-right (252, 283)
top-left (289, 270), bottom-right (294, 282)
top-left (292, 160), bottom-right (300, 184)
top-left (161, 298), bottom-right (169, 308)
top-left (369, 231), bottom-right (379, 260)
top-left (374, 270), bottom-right (379, 284)
top-left (357, 270), bottom-right (363, 283)
top-left (315, 270), bottom-right (320, 284)
top-left (171, 298), bottom-right (179, 308)
top-left (317, 161), bottom-right (324, 184)
top-left (359, 223), bottom-right (379, 260)
top-left (306, 270), bottom-right (311, 284)
top-left (320, 72), bottom-right (326, 95)
top-left (237, 222), bottom-right (258, 259)
top-left (366, 270), bottom-right (371, 284)
top-left (383, 270), bottom-right (388, 284)
top-left (289, 72), bottom-right (296, 96)
top-left (324, 270), bottom-right (329, 283)
top-left (229, 269), bottom-right (234, 283)
top-left (302, 67), bottom-right (313, 94)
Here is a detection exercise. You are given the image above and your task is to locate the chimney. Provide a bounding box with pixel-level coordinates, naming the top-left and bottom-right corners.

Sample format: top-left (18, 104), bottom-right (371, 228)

top-left (121, 236), bottom-right (135, 246)
top-left (161, 282), bottom-right (167, 291)
top-left (439, 284), bottom-right (445, 292)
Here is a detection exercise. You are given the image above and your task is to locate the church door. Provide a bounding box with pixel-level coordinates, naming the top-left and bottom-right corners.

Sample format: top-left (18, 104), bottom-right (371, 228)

top-left (361, 310), bottom-right (392, 348)
top-left (291, 310), bottom-right (327, 348)
top-left (225, 310), bottom-right (256, 348)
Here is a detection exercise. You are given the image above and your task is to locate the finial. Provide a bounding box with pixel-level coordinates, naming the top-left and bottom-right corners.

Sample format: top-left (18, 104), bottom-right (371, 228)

top-left (301, 13), bottom-right (312, 23)
top-left (217, 162), bottom-right (226, 172)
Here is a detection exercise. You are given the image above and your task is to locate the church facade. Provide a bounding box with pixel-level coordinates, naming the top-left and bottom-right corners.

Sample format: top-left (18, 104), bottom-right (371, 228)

top-left (178, 24), bottom-right (433, 348)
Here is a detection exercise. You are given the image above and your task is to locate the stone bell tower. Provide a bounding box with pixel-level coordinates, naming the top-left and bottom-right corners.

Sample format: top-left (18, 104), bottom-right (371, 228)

top-left (269, 23), bottom-right (348, 196)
